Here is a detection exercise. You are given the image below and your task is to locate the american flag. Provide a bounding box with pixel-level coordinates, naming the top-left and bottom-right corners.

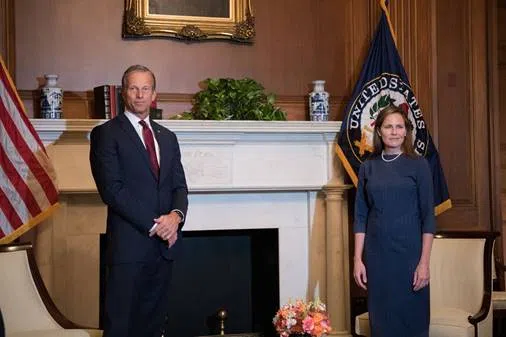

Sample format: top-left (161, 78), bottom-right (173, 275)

top-left (0, 56), bottom-right (59, 243)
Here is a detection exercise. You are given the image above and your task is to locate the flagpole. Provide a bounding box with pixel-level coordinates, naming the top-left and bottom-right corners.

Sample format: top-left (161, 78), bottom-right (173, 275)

top-left (379, 0), bottom-right (398, 47)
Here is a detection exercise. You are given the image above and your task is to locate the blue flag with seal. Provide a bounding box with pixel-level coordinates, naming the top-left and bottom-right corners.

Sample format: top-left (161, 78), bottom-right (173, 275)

top-left (336, 0), bottom-right (452, 215)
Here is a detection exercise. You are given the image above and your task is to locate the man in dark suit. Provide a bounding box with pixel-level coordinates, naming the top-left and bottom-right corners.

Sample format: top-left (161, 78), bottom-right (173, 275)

top-left (89, 64), bottom-right (188, 337)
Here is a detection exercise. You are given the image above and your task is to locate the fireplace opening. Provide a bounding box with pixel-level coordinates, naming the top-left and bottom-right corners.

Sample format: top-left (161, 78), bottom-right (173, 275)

top-left (100, 229), bottom-right (279, 337)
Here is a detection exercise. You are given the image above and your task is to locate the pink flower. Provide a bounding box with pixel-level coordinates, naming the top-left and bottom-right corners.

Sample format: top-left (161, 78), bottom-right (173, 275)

top-left (302, 315), bottom-right (315, 332)
top-left (273, 299), bottom-right (332, 337)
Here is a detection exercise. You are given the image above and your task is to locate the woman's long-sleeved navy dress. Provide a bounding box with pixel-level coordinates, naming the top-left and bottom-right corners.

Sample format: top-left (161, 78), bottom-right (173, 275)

top-left (354, 154), bottom-right (436, 337)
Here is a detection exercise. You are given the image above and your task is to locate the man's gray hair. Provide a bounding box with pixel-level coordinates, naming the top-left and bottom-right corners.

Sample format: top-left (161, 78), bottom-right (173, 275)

top-left (121, 65), bottom-right (156, 90)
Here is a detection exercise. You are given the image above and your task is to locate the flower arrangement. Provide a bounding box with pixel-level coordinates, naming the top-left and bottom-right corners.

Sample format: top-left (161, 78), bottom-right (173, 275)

top-left (272, 299), bottom-right (332, 337)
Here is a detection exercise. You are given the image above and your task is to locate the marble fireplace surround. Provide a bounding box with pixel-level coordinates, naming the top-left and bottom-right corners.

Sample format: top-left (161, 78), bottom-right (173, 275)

top-left (31, 119), bottom-right (352, 337)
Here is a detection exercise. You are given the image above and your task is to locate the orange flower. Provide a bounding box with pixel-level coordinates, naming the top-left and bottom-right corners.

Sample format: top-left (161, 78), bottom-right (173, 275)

top-left (273, 299), bottom-right (332, 337)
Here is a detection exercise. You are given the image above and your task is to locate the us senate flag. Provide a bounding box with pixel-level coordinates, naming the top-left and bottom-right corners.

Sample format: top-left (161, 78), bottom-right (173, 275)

top-left (336, 0), bottom-right (451, 215)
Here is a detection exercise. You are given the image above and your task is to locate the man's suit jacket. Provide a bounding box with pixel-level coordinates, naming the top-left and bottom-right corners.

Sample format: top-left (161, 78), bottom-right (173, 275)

top-left (90, 113), bottom-right (188, 264)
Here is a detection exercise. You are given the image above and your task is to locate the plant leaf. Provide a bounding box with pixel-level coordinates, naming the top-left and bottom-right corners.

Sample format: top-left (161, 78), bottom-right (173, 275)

top-left (189, 78), bottom-right (287, 121)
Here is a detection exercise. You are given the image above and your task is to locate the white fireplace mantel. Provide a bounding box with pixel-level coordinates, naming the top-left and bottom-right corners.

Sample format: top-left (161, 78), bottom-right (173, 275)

top-left (31, 119), bottom-right (352, 336)
top-left (32, 119), bottom-right (342, 135)
top-left (32, 119), bottom-right (342, 193)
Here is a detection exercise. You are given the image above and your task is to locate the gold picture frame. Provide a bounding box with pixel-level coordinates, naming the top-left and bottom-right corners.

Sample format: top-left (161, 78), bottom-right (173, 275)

top-left (122, 0), bottom-right (255, 42)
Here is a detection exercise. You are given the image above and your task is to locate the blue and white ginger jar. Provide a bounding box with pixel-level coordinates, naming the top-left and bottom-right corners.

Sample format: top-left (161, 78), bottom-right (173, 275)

top-left (309, 80), bottom-right (329, 121)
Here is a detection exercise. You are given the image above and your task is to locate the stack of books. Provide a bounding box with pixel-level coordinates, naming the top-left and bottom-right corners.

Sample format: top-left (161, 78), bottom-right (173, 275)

top-left (92, 85), bottom-right (124, 119)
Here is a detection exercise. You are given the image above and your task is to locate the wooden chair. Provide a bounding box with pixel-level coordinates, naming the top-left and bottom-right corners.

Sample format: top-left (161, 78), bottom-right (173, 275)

top-left (0, 242), bottom-right (102, 337)
top-left (355, 231), bottom-right (498, 337)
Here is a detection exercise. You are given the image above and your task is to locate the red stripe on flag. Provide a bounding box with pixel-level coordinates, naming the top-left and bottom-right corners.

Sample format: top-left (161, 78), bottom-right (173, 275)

top-left (0, 62), bottom-right (47, 152)
top-left (0, 101), bottom-right (58, 204)
top-left (0, 144), bottom-right (43, 216)
top-left (0, 185), bottom-right (23, 231)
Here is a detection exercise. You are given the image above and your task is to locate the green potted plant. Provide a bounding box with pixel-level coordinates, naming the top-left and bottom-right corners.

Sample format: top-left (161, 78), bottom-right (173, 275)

top-left (173, 78), bottom-right (286, 121)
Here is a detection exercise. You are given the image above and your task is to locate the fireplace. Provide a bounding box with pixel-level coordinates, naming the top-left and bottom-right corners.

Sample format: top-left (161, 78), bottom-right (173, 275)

top-left (100, 229), bottom-right (279, 337)
top-left (31, 119), bottom-right (353, 336)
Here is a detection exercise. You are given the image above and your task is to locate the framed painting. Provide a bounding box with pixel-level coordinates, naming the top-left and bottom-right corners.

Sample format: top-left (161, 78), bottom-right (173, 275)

top-left (122, 0), bottom-right (255, 42)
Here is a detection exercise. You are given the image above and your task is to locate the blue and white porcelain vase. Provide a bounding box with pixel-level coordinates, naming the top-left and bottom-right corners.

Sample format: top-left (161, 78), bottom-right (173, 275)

top-left (309, 80), bottom-right (329, 121)
top-left (40, 74), bottom-right (63, 119)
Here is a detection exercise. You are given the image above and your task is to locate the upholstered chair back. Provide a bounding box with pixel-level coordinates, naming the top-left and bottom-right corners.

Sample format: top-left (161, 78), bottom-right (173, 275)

top-left (430, 237), bottom-right (486, 314)
top-left (431, 233), bottom-right (497, 337)
top-left (0, 243), bottom-right (102, 337)
top-left (0, 247), bottom-right (61, 334)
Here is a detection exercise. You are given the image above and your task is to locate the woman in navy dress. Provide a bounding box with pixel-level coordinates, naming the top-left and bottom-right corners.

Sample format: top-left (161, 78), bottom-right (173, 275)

top-left (353, 105), bottom-right (435, 337)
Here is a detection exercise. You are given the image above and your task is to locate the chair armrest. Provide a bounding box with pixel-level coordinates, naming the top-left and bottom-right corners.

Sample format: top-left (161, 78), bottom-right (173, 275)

top-left (468, 291), bottom-right (491, 325)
